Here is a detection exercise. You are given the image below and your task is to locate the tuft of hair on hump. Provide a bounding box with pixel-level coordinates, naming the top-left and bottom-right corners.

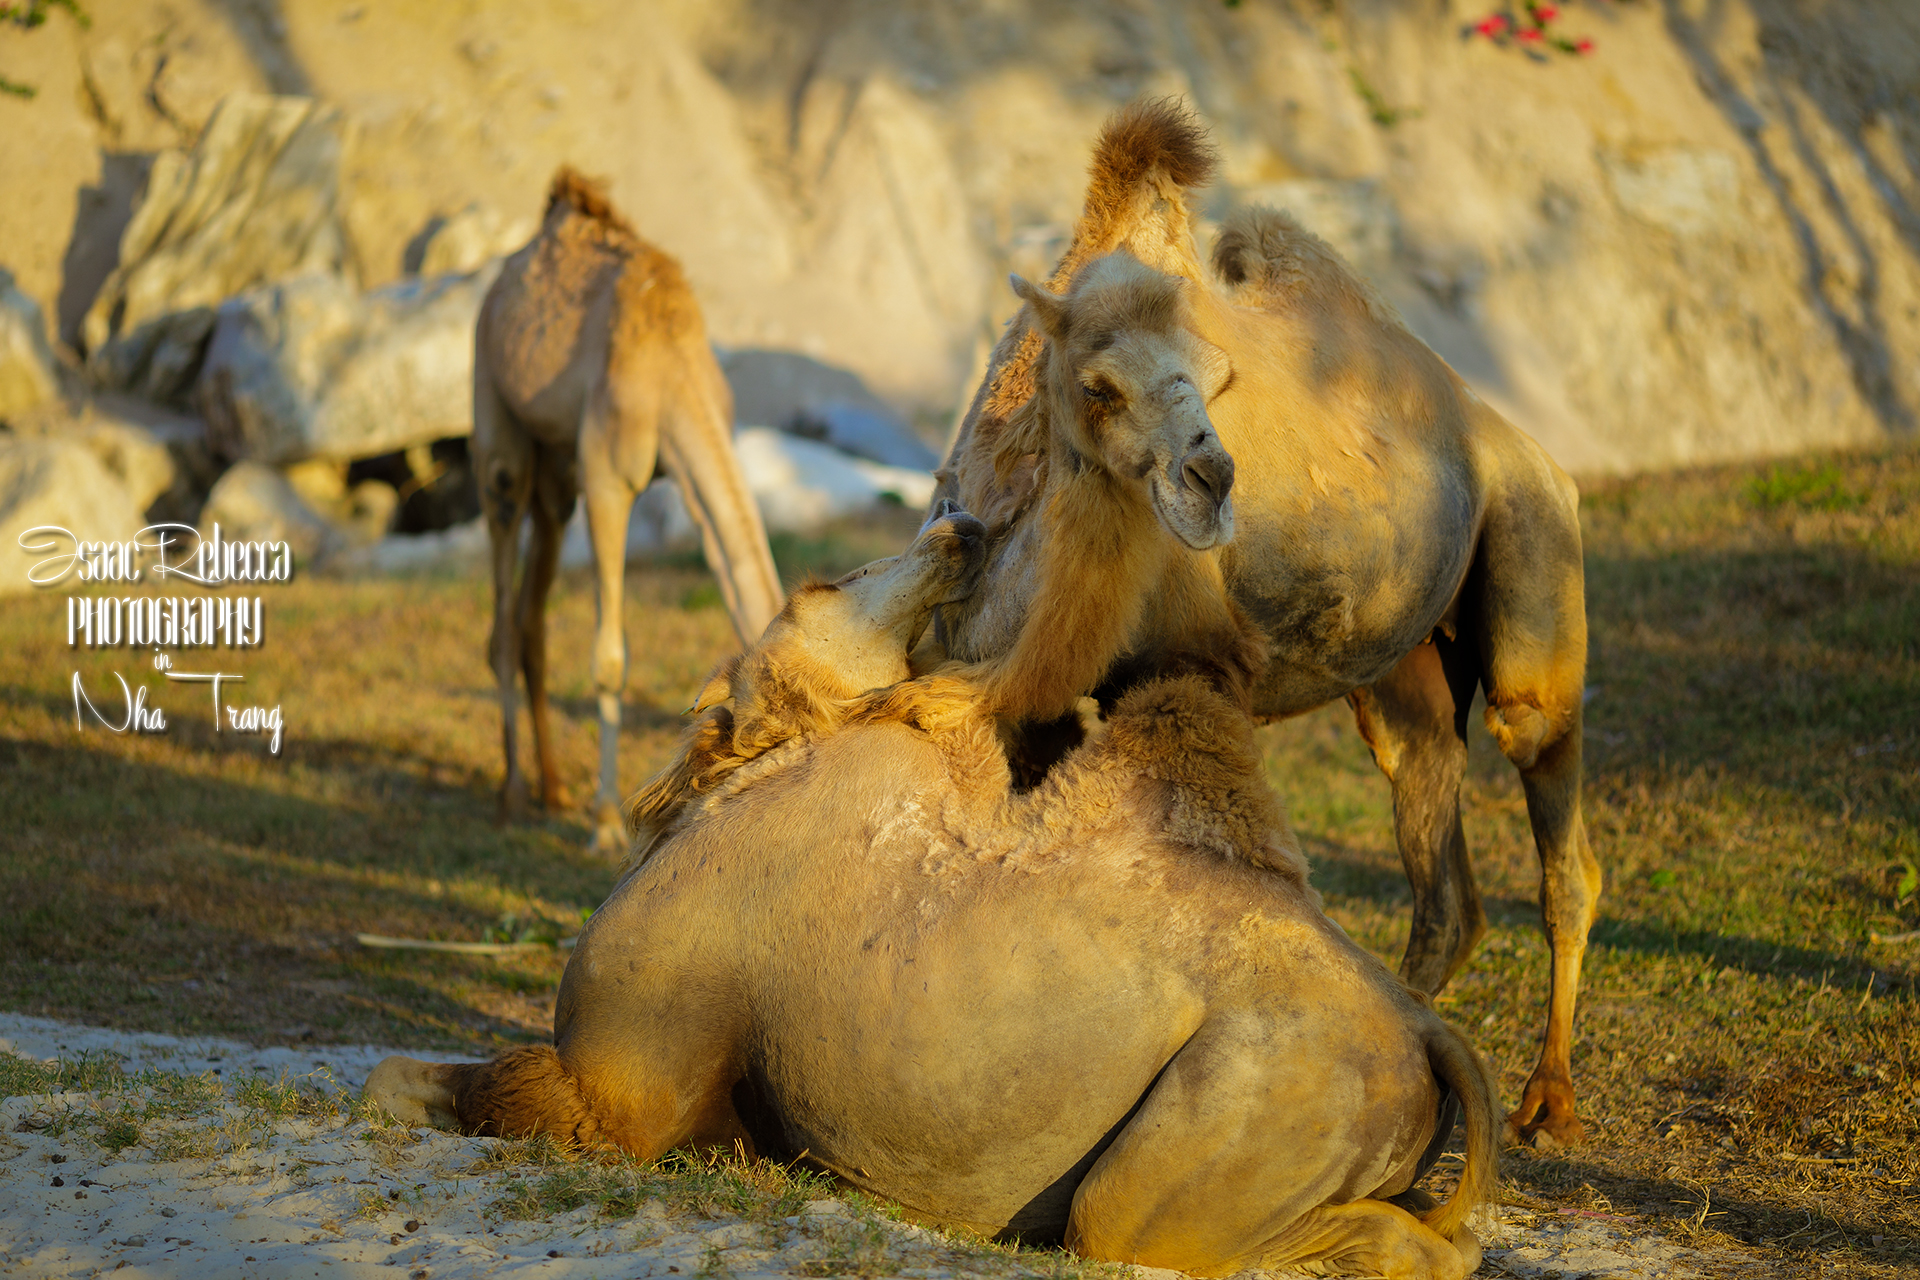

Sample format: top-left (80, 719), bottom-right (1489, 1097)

top-left (1086, 98), bottom-right (1218, 220)
top-left (1211, 205), bottom-right (1403, 329)
top-left (545, 165), bottom-right (636, 237)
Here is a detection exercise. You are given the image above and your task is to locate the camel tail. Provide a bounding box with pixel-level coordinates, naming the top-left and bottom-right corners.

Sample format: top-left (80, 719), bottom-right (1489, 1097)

top-left (364, 1046), bottom-right (603, 1146)
top-left (545, 164), bottom-right (636, 236)
top-left (1419, 1017), bottom-right (1499, 1245)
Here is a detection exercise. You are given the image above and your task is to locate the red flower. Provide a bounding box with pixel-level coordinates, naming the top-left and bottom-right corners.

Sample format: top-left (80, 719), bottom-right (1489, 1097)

top-left (1517, 25), bottom-right (1544, 41)
top-left (1574, 36), bottom-right (1595, 54)
top-left (1534, 4), bottom-right (1559, 20)
top-left (1475, 13), bottom-right (1510, 36)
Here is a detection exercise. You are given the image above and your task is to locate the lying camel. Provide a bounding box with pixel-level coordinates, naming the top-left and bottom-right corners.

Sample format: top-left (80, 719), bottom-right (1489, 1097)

top-left (365, 511), bottom-right (1499, 1280)
top-left (473, 168), bottom-right (785, 853)
top-left (936, 100), bottom-right (1599, 1144)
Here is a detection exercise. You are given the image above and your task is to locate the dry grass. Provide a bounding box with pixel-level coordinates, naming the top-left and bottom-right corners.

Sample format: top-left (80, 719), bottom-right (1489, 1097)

top-left (1279, 446), bottom-right (1919, 1276)
top-left (2, 451), bottom-right (1916, 1273)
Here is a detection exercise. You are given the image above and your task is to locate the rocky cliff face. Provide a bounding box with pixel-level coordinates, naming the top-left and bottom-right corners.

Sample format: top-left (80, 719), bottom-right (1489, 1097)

top-left (2, 0), bottom-right (1916, 473)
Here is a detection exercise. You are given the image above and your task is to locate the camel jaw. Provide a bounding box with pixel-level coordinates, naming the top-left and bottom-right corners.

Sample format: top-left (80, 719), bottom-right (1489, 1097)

top-left (1152, 474), bottom-right (1236, 550)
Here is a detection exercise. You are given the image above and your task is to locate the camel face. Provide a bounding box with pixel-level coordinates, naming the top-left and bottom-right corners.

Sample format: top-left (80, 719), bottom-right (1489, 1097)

top-left (1012, 257), bottom-right (1236, 551)
top-left (772, 507), bottom-right (987, 700)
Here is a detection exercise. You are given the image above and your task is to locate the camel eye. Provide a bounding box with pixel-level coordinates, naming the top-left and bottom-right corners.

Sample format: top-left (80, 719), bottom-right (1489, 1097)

top-left (1082, 381), bottom-right (1119, 407)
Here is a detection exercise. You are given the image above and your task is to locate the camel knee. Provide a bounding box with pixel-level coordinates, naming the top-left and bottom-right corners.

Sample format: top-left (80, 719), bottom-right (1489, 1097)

top-left (592, 640), bottom-right (626, 695)
top-left (1483, 696), bottom-right (1572, 772)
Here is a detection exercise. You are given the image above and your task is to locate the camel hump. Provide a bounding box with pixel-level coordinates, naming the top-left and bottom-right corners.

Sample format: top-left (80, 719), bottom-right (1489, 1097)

top-left (1211, 205), bottom-right (1401, 327)
top-left (545, 164), bottom-right (637, 237)
top-left (1086, 97), bottom-right (1218, 212)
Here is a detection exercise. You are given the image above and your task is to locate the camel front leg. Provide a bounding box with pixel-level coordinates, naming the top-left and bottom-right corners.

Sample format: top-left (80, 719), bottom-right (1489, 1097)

top-left (581, 461), bottom-right (639, 858)
top-left (1348, 633), bottom-right (1487, 994)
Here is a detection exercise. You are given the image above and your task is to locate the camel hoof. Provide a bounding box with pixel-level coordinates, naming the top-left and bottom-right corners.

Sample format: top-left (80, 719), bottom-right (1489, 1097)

top-left (500, 777), bottom-right (531, 823)
top-left (590, 810), bottom-right (626, 860)
top-left (1504, 1104), bottom-right (1586, 1149)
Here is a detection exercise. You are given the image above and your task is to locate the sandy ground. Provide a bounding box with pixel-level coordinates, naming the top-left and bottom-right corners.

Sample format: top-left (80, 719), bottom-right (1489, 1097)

top-left (0, 1014), bottom-right (1772, 1279)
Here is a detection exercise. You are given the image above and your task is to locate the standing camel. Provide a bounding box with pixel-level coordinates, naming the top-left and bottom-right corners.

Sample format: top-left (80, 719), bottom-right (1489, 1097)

top-left (473, 168), bottom-right (784, 855)
top-left (936, 101), bottom-right (1598, 1146)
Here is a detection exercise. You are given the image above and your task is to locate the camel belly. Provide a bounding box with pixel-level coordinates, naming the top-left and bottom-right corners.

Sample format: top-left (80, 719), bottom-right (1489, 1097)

top-left (1216, 449), bottom-right (1480, 718)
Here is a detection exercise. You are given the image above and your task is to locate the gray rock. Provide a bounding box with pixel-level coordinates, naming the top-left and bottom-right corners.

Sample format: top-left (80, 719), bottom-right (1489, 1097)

top-left (720, 349), bottom-right (938, 470)
top-left (731, 427), bottom-right (935, 533)
top-left (82, 93), bottom-right (352, 402)
top-left (0, 268), bottom-right (61, 422)
top-left (196, 461), bottom-right (342, 566)
top-left (406, 205), bottom-right (534, 277)
top-left (197, 263), bottom-right (500, 464)
top-left (0, 438), bottom-right (143, 595)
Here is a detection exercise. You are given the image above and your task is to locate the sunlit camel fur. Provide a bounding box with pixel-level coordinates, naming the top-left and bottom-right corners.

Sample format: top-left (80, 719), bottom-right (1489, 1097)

top-left (365, 532), bottom-right (1499, 1280)
top-left (473, 167), bottom-right (784, 854)
top-left (935, 99), bottom-right (1599, 1145)
top-left (871, 251), bottom-right (1252, 745)
top-left (623, 503), bottom-right (989, 867)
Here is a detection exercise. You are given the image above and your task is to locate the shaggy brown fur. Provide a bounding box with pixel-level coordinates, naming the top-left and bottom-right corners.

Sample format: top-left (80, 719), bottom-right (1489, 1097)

top-left (889, 252), bottom-right (1249, 739)
top-left (625, 510), bottom-right (988, 865)
top-left (932, 99), bottom-right (1601, 1147)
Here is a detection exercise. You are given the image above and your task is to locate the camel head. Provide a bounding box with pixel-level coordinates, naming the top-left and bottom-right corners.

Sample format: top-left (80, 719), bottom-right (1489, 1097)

top-left (1012, 253), bottom-right (1236, 550)
top-left (625, 506), bottom-right (986, 863)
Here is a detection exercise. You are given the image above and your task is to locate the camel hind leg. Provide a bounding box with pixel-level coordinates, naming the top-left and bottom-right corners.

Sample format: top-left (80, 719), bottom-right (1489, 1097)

top-left (475, 371), bottom-right (535, 821)
top-left (1348, 631), bottom-right (1488, 995)
top-left (363, 1044), bottom-right (753, 1156)
top-left (1474, 456), bottom-right (1600, 1147)
top-left (1063, 1018), bottom-right (1470, 1278)
top-left (520, 445), bottom-right (579, 812)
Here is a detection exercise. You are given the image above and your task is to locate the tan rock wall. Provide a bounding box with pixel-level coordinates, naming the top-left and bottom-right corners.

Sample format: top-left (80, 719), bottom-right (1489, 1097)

top-left (2, 0), bottom-right (1916, 472)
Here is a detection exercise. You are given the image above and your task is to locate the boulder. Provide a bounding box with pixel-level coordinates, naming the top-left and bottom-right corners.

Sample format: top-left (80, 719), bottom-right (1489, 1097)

top-left (406, 205), bottom-right (535, 277)
top-left (0, 268), bottom-right (60, 423)
top-left (0, 437), bottom-right (143, 595)
top-left (197, 263), bottom-right (500, 464)
top-left (4, 395), bottom-right (182, 517)
top-left (196, 461), bottom-right (344, 567)
top-left (720, 348), bottom-right (939, 470)
top-left (732, 427), bottom-right (936, 533)
top-left (82, 93), bottom-right (353, 402)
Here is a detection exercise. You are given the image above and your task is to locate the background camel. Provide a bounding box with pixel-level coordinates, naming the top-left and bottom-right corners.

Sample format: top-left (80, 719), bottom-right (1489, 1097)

top-left (934, 100), bottom-right (1599, 1146)
top-left (474, 169), bottom-right (785, 854)
top-left (367, 510), bottom-right (1499, 1280)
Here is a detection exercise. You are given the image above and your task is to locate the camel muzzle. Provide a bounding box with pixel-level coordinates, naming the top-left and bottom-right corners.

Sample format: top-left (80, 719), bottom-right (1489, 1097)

top-left (1155, 439), bottom-right (1236, 549)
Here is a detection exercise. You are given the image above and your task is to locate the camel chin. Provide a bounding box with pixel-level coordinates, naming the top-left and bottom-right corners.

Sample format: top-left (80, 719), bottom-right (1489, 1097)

top-left (1152, 476), bottom-right (1234, 550)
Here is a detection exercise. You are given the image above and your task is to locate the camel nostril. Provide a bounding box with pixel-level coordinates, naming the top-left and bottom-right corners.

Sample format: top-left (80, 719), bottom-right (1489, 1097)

top-left (1182, 458), bottom-right (1218, 502)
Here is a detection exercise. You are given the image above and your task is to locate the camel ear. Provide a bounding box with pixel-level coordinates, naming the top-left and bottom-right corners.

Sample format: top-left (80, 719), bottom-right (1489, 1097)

top-left (1011, 274), bottom-right (1069, 341)
top-left (687, 659), bottom-right (738, 714)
